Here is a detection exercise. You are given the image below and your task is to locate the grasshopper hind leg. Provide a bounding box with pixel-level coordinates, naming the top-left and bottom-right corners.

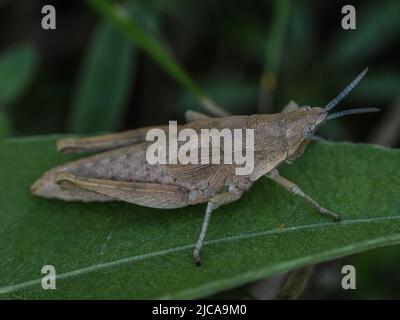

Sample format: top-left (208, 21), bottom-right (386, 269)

top-left (59, 110), bottom-right (210, 154)
top-left (54, 172), bottom-right (189, 209)
top-left (57, 125), bottom-right (171, 154)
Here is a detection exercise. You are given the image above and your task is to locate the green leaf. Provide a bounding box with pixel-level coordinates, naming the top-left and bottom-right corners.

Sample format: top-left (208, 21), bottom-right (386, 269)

top-left (68, 21), bottom-right (135, 134)
top-left (86, 0), bottom-right (228, 117)
top-left (0, 137), bottom-right (400, 299)
top-left (0, 44), bottom-right (38, 108)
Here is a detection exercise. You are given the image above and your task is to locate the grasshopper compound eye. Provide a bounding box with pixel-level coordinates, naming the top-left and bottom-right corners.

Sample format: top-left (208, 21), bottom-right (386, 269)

top-left (302, 124), bottom-right (317, 139)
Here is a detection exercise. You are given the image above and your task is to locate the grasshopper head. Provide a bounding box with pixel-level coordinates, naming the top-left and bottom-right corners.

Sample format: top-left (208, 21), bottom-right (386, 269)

top-left (285, 106), bottom-right (327, 161)
top-left (286, 68), bottom-right (379, 161)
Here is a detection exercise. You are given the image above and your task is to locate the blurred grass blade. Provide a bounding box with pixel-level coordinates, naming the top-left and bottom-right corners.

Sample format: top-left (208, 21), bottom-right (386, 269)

top-left (258, 0), bottom-right (292, 113)
top-left (68, 20), bottom-right (135, 134)
top-left (0, 111), bottom-right (11, 138)
top-left (283, 0), bottom-right (315, 76)
top-left (178, 78), bottom-right (258, 115)
top-left (276, 265), bottom-right (314, 299)
top-left (0, 44), bottom-right (38, 108)
top-left (368, 97), bottom-right (400, 147)
top-left (1, 137), bottom-right (400, 298)
top-left (325, 1), bottom-right (400, 69)
top-left (86, 0), bottom-right (228, 117)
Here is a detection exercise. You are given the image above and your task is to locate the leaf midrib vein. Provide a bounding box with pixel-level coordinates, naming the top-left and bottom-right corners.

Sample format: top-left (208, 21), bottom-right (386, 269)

top-left (1, 214), bottom-right (399, 296)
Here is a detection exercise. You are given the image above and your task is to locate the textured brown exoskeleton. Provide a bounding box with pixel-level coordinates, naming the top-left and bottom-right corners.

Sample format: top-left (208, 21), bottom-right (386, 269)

top-left (31, 69), bottom-right (378, 265)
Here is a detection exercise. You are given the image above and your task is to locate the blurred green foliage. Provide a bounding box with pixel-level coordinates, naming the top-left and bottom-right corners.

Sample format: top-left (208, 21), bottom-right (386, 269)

top-left (0, 111), bottom-right (11, 138)
top-left (87, 0), bottom-right (228, 116)
top-left (0, 44), bottom-right (38, 137)
top-left (0, 44), bottom-right (38, 108)
top-left (177, 77), bottom-right (258, 115)
top-left (68, 20), bottom-right (135, 133)
top-left (259, 0), bottom-right (291, 113)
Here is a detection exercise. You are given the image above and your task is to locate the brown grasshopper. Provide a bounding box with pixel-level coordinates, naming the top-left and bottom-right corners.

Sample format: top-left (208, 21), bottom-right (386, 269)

top-left (31, 68), bottom-right (378, 265)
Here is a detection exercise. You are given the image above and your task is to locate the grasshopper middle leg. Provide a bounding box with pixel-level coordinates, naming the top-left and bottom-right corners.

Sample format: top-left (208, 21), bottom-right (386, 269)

top-left (193, 188), bottom-right (243, 266)
top-left (266, 169), bottom-right (341, 221)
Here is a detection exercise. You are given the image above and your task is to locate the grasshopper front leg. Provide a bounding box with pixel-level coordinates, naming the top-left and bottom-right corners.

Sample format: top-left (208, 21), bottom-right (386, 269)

top-left (193, 188), bottom-right (243, 266)
top-left (266, 169), bottom-right (341, 221)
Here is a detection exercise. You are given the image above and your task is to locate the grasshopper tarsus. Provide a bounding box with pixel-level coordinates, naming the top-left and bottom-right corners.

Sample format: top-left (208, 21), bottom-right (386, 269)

top-left (193, 250), bottom-right (202, 266)
top-left (332, 212), bottom-right (342, 222)
top-left (327, 212), bottom-right (342, 222)
top-left (194, 259), bottom-right (202, 267)
top-left (318, 208), bottom-right (342, 222)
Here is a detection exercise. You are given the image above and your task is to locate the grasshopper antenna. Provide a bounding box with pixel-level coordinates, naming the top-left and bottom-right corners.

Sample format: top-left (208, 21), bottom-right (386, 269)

top-left (326, 107), bottom-right (379, 121)
top-left (324, 68), bottom-right (369, 111)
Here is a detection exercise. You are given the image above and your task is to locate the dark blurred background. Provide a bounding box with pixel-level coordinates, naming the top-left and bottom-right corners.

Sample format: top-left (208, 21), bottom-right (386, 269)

top-left (0, 0), bottom-right (399, 298)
